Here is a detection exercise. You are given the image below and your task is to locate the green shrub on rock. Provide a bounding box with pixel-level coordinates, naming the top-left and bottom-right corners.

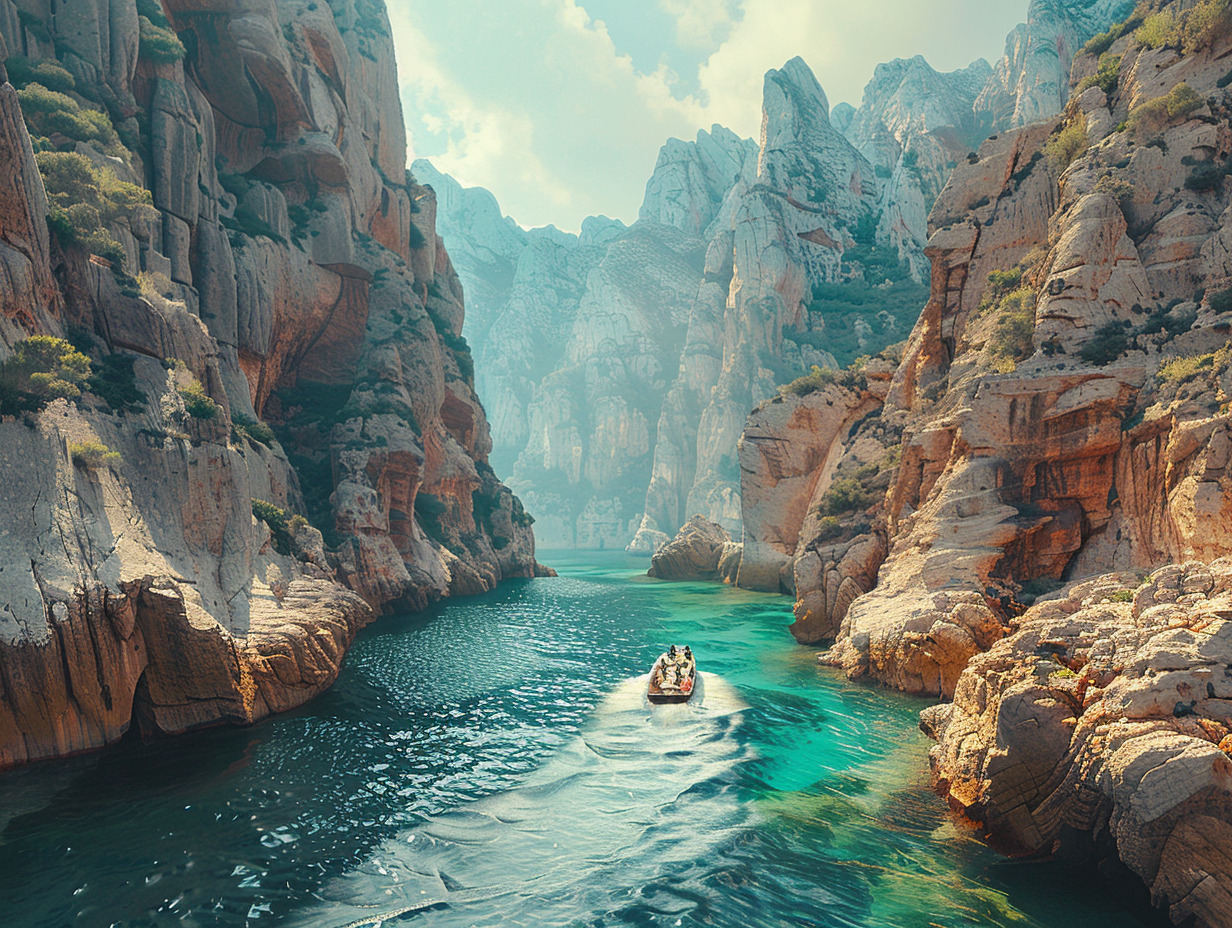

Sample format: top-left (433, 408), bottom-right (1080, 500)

top-left (138, 16), bottom-right (186, 63)
top-left (1044, 121), bottom-right (1089, 170)
top-left (0, 336), bottom-right (92, 416)
top-left (17, 83), bottom-right (119, 148)
top-left (232, 414), bottom-right (276, 447)
top-left (178, 379), bottom-right (219, 419)
top-left (1080, 321), bottom-right (1132, 366)
top-left (36, 152), bottom-right (153, 271)
top-left (70, 440), bottom-right (121, 470)
top-left (4, 56), bottom-right (75, 93)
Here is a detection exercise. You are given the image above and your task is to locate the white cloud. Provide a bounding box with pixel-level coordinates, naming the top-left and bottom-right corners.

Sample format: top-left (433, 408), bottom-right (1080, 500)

top-left (658, 0), bottom-right (739, 49)
top-left (387, 7), bottom-right (569, 211)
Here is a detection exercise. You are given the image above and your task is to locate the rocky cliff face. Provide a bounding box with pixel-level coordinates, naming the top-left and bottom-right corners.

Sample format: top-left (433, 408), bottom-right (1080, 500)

top-left (976, 0), bottom-right (1136, 130)
top-left (924, 564), bottom-right (1232, 928)
top-left (0, 0), bottom-right (540, 769)
top-left (728, 2), bottom-right (1232, 920)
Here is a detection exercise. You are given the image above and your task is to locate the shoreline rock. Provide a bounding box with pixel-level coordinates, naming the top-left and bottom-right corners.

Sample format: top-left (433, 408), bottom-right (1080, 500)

top-left (924, 564), bottom-right (1232, 928)
top-left (647, 516), bottom-right (739, 583)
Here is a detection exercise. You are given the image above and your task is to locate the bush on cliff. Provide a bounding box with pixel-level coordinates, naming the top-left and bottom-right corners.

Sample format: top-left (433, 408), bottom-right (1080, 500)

top-left (1136, 0), bottom-right (1232, 53)
top-left (1044, 121), bottom-right (1089, 170)
top-left (87, 353), bottom-right (145, 413)
top-left (70, 441), bottom-right (121, 471)
top-left (1080, 321), bottom-right (1132, 366)
top-left (252, 499), bottom-right (304, 555)
top-left (1127, 83), bottom-right (1203, 137)
top-left (178, 379), bottom-right (220, 420)
top-left (1082, 11), bottom-right (1145, 56)
top-left (981, 284), bottom-right (1037, 370)
top-left (783, 365), bottom-right (836, 397)
top-left (17, 83), bottom-right (120, 150)
top-left (36, 152), bottom-right (154, 272)
top-left (0, 336), bottom-right (92, 416)
top-left (4, 56), bottom-right (75, 93)
top-left (1077, 53), bottom-right (1122, 95)
top-left (138, 16), bottom-right (186, 63)
top-left (818, 464), bottom-right (883, 517)
top-left (232, 414), bottom-right (277, 448)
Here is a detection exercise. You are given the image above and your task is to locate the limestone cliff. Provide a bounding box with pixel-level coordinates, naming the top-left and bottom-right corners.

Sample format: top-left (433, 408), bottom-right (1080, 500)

top-left (976, 0), bottom-right (1136, 130)
top-left (0, 0), bottom-right (540, 769)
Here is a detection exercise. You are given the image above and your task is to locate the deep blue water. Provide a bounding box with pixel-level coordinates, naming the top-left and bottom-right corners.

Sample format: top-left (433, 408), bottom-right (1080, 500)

top-left (0, 552), bottom-right (1162, 927)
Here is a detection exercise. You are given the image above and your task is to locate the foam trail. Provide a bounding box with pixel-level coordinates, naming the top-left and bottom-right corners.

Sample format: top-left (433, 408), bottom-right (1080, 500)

top-left (296, 673), bottom-right (751, 928)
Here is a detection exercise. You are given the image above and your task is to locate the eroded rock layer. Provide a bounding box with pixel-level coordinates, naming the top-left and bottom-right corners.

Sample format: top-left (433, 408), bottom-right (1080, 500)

top-left (926, 565), bottom-right (1232, 927)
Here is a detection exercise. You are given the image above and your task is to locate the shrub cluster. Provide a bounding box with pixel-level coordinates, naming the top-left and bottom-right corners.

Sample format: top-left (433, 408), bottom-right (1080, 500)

top-left (1080, 320), bottom-right (1132, 365)
top-left (1127, 83), bottom-right (1203, 137)
top-left (70, 441), bottom-right (121, 470)
top-left (978, 271), bottom-right (1038, 370)
top-left (232, 413), bottom-right (276, 447)
top-left (1082, 12), bottom-right (1146, 55)
top-left (252, 499), bottom-right (307, 554)
top-left (0, 336), bottom-right (91, 416)
top-left (37, 151), bottom-right (153, 271)
top-left (5, 56), bottom-right (75, 93)
top-left (87, 353), bottom-right (145, 413)
top-left (1044, 121), bottom-right (1089, 170)
top-left (17, 83), bottom-right (119, 149)
top-left (1135, 0), bottom-right (1232, 54)
top-left (138, 15), bottom-right (186, 63)
top-left (1077, 52), bottom-right (1122, 95)
top-left (178, 379), bottom-right (220, 419)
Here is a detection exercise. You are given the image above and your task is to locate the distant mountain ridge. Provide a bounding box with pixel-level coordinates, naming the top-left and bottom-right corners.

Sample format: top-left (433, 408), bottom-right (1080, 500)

top-left (422, 0), bottom-right (1133, 550)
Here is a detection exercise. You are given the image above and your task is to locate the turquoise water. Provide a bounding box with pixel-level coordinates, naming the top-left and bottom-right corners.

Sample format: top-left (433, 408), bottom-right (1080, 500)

top-left (0, 553), bottom-right (1161, 927)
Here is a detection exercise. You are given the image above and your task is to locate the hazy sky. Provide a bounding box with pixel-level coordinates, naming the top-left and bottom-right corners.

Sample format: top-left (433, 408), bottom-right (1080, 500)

top-left (389, 0), bottom-right (1028, 231)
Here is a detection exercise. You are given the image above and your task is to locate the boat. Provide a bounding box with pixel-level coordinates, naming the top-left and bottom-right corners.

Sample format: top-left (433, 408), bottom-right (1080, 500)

top-left (647, 646), bottom-right (696, 704)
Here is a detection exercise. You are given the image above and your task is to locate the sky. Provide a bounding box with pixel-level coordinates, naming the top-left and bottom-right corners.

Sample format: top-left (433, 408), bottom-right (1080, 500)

top-left (388, 0), bottom-right (1029, 231)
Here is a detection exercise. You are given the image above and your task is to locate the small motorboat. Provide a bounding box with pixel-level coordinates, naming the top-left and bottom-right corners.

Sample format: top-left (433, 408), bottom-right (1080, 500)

top-left (648, 646), bottom-right (696, 704)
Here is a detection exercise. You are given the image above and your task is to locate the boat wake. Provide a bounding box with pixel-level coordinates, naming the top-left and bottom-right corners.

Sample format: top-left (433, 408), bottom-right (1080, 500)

top-left (296, 672), bottom-right (751, 928)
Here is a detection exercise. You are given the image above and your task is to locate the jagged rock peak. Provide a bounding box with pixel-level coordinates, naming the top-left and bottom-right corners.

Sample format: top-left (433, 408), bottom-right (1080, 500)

top-left (830, 102), bottom-right (856, 135)
top-left (413, 158), bottom-right (527, 265)
top-left (843, 54), bottom-right (992, 175)
top-left (580, 215), bottom-right (627, 246)
top-left (760, 56), bottom-right (833, 153)
top-left (758, 57), bottom-right (876, 213)
top-left (639, 123), bottom-right (756, 237)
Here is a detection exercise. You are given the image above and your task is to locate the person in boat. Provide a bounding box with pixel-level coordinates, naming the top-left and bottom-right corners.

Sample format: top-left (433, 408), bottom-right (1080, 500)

top-left (663, 662), bottom-right (680, 689)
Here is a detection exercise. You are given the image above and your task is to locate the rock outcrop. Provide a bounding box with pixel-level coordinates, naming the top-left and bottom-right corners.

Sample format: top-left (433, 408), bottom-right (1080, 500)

top-left (646, 515), bottom-right (738, 583)
top-left (0, 0), bottom-right (542, 768)
top-left (926, 565), bottom-right (1232, 928)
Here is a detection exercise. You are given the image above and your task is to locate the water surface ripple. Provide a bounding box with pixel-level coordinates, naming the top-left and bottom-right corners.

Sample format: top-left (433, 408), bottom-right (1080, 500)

top-left (0, 553), bottom-right (1163, 927)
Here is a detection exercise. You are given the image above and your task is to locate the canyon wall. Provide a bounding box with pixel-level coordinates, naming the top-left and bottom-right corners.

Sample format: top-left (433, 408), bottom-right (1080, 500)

top-left (432, 0), bottom-right (1130, 553)
top-left (0, 0), bottom-right (541, 769)
top-left (730, 2), bottom-right (1232, 922)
